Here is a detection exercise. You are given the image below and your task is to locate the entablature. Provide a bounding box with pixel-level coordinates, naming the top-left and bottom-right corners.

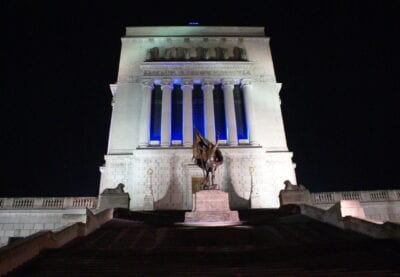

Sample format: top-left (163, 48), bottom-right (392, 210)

top-left (140, 61), bottom-right (254, 79)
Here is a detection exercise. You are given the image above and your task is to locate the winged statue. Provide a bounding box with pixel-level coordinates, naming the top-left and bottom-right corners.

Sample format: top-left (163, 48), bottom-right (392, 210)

top-left (192, 130), bottom-right (223, 190)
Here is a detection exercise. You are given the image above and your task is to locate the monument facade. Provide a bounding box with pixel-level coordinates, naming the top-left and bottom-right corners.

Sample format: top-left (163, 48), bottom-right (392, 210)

top-left (99, 26), bottom-right (297, 210)
top-left (1, 26), bottom-right (399, 249)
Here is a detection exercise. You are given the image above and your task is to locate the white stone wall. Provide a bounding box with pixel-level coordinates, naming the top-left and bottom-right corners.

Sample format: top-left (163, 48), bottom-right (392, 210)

top-left (99, 148), bottom-right (296, 210)
top-left (361, 202), bottom-right (400, 222)
top-left (314, 202), bottom-right (400, 223)
top-left (107, 83), bottom-right (143, 153)
top-left (252, 82), bottom-right (288, 150)
top-left (0, 209), bottom-right (86, 248)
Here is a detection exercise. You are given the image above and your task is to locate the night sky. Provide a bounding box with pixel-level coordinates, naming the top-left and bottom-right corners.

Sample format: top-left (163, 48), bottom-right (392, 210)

top-left (2, 1), bottom-right (400, 197)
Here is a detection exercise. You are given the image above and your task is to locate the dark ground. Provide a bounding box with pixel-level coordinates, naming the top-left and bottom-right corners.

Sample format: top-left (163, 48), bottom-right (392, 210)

top-left (9, 209), bottom-right (400, 276)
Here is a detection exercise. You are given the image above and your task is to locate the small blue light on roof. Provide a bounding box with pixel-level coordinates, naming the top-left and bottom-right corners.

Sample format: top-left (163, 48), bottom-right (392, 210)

top-left (189, 22), bottom-right (199, 25)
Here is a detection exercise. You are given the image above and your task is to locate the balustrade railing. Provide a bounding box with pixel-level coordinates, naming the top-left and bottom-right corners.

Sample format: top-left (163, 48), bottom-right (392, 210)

top-left (312, 192), bottom-right (334, 204)
top-left (312, 189), bottom-right (400, 205)
top-left (0, 197), bottom-right (98, 209)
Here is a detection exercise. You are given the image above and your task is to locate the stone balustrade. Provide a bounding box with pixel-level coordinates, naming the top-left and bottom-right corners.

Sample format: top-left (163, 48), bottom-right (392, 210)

top-left (312, 190), bottom-right (400, 204)
top-left (0, 197), bottom-right (98, 209)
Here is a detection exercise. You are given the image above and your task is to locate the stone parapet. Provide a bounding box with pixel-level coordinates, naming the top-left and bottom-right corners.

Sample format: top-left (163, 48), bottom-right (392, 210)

top-left (311, 189), bottom-right (400, 223)
top-left (311, 189), bottom-right (400, 205)
top-left (297, 201), bottom-right (400, 240)
top-left (0, 197), bottom-right (98, 210)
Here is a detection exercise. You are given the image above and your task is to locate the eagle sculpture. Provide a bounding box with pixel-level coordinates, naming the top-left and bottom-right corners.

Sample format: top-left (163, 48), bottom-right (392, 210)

top-left (192, 130), bottom-right (223, 190)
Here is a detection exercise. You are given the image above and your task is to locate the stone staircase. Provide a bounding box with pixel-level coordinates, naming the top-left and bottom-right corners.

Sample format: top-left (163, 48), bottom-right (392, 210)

top-left (8, 209), bottom-right (400, 276)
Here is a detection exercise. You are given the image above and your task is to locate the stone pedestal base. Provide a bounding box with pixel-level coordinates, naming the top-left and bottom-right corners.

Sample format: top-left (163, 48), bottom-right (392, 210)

top-left (99, 194), bottom-right (130, 210)
top-left (279, 189), bottom-right (312, 206)
top-left (184, 190), bottom-right (240, 225)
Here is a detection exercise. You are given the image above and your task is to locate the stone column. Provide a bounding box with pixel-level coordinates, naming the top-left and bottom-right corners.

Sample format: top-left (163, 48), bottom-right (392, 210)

top-left (222, 79), bottom-right (238, 146)
top-left (182, 79), bottom-right (193, 147)
top-left (203, 79), bottom-right (216, 143)
top-left (160, 79), bottom-right (172, 147)
top-left (138, 79), bottom-right (153, 147)
top-left (241, 79), bottom-right (258, 145)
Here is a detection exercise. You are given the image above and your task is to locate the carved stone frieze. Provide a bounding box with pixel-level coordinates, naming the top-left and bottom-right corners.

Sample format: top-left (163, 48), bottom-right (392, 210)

top-left (118, 74), bottom-right (274, 84)
top-left (140, 62), bottom-right (254, 79)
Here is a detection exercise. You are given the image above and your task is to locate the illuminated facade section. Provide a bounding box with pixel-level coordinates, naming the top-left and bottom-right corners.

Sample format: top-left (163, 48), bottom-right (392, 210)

top-left (99, 26), bottom-right (297, 210)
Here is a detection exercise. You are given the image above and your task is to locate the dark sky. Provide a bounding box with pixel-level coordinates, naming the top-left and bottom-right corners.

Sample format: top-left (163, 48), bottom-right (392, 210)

top-left (2, 1), bottom-right (400, 197)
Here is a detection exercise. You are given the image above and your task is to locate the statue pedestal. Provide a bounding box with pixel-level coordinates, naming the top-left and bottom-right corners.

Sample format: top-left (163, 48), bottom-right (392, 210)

top-left (184, 190), bottom-right (240, 226)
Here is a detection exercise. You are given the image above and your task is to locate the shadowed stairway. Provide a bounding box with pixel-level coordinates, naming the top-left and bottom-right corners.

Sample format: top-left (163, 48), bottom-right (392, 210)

top-left (8, 209), bottom-right (400, 276)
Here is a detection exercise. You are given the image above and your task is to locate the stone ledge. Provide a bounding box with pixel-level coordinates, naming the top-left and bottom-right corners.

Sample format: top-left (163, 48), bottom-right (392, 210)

top-left (125, 26), bottom-right (265, 37)
top-left (185, 211), bottom-right (239, 223)
top-left (192, 190), bottom-right (231, 212)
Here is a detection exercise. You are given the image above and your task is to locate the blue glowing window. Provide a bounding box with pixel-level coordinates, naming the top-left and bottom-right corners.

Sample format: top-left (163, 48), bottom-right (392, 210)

top-left (171, 84), bottom-right (183, 141)
top-left (233, 85), bottom-right (248, 140)
top-left (213, 84), bottom-right (227, 141)
top-left (150, 85), bottom-right (162, 141)
top-left (192, 84), bottom-right (204, 137)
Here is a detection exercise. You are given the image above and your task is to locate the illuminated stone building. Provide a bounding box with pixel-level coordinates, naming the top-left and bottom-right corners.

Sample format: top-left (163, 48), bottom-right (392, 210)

top-left (99, 26), bottom-right (297, 210)
top-left (1, 27), bottom-right (399, 253)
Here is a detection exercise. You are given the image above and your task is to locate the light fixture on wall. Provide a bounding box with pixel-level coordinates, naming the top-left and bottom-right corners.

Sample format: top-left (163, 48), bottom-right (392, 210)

top-left (249, 166), bottom-right (255, 206)
top-left (147, 168), bottom-right (154, 202)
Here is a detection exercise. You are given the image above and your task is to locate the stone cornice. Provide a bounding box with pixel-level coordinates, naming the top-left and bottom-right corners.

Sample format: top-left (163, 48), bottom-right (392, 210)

top-left (118, 74), bottom-right (275, 84)
top-left (125, 26), bottom-right (265, 37)
top-left (121, 37), bottom-right (268, 43)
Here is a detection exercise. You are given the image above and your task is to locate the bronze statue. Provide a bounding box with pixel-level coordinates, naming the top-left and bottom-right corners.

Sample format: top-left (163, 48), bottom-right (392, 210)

top-left (192, 130), bottom-right (223, 190)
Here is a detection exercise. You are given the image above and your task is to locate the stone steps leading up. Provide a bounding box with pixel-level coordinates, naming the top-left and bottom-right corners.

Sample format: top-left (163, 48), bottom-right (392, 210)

top-left (8, 210), bottom-right (400, 276)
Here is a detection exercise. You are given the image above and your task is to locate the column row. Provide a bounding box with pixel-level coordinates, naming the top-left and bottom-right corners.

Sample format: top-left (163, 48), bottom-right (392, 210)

top-left (139, 78), bottom-right (257, 147)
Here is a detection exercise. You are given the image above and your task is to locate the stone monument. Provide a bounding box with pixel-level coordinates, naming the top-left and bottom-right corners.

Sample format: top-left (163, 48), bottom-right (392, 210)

top-left (184, 131), bottom-right (240, 226)
top-left (98, 183), bottom-right (130, 210)
top-left (279, 180), bottom-right (312, 206)
top-left (99, 27), bottom-right (298, 211)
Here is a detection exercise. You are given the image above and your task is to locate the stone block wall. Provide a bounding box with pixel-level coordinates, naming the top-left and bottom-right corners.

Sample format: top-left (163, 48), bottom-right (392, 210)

top-left (0, 209), bottom-right (87, 248)
top-left (99, 148), bottom-right (297, 210)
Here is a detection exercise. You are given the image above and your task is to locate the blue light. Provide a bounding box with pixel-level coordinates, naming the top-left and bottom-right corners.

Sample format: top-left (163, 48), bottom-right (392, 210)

top-left (188, 22), bottom-right (199, 26)
top-left (171, 84), bottom-right (183, 141)
top-left (150, 85), bottom-right (162, 141)
top-left (192, 84), bottom-right (205, 137)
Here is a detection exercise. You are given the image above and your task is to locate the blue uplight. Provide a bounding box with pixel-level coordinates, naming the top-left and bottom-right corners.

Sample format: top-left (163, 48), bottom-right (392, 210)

top-left (188, 22), bottom-right (199, 25)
